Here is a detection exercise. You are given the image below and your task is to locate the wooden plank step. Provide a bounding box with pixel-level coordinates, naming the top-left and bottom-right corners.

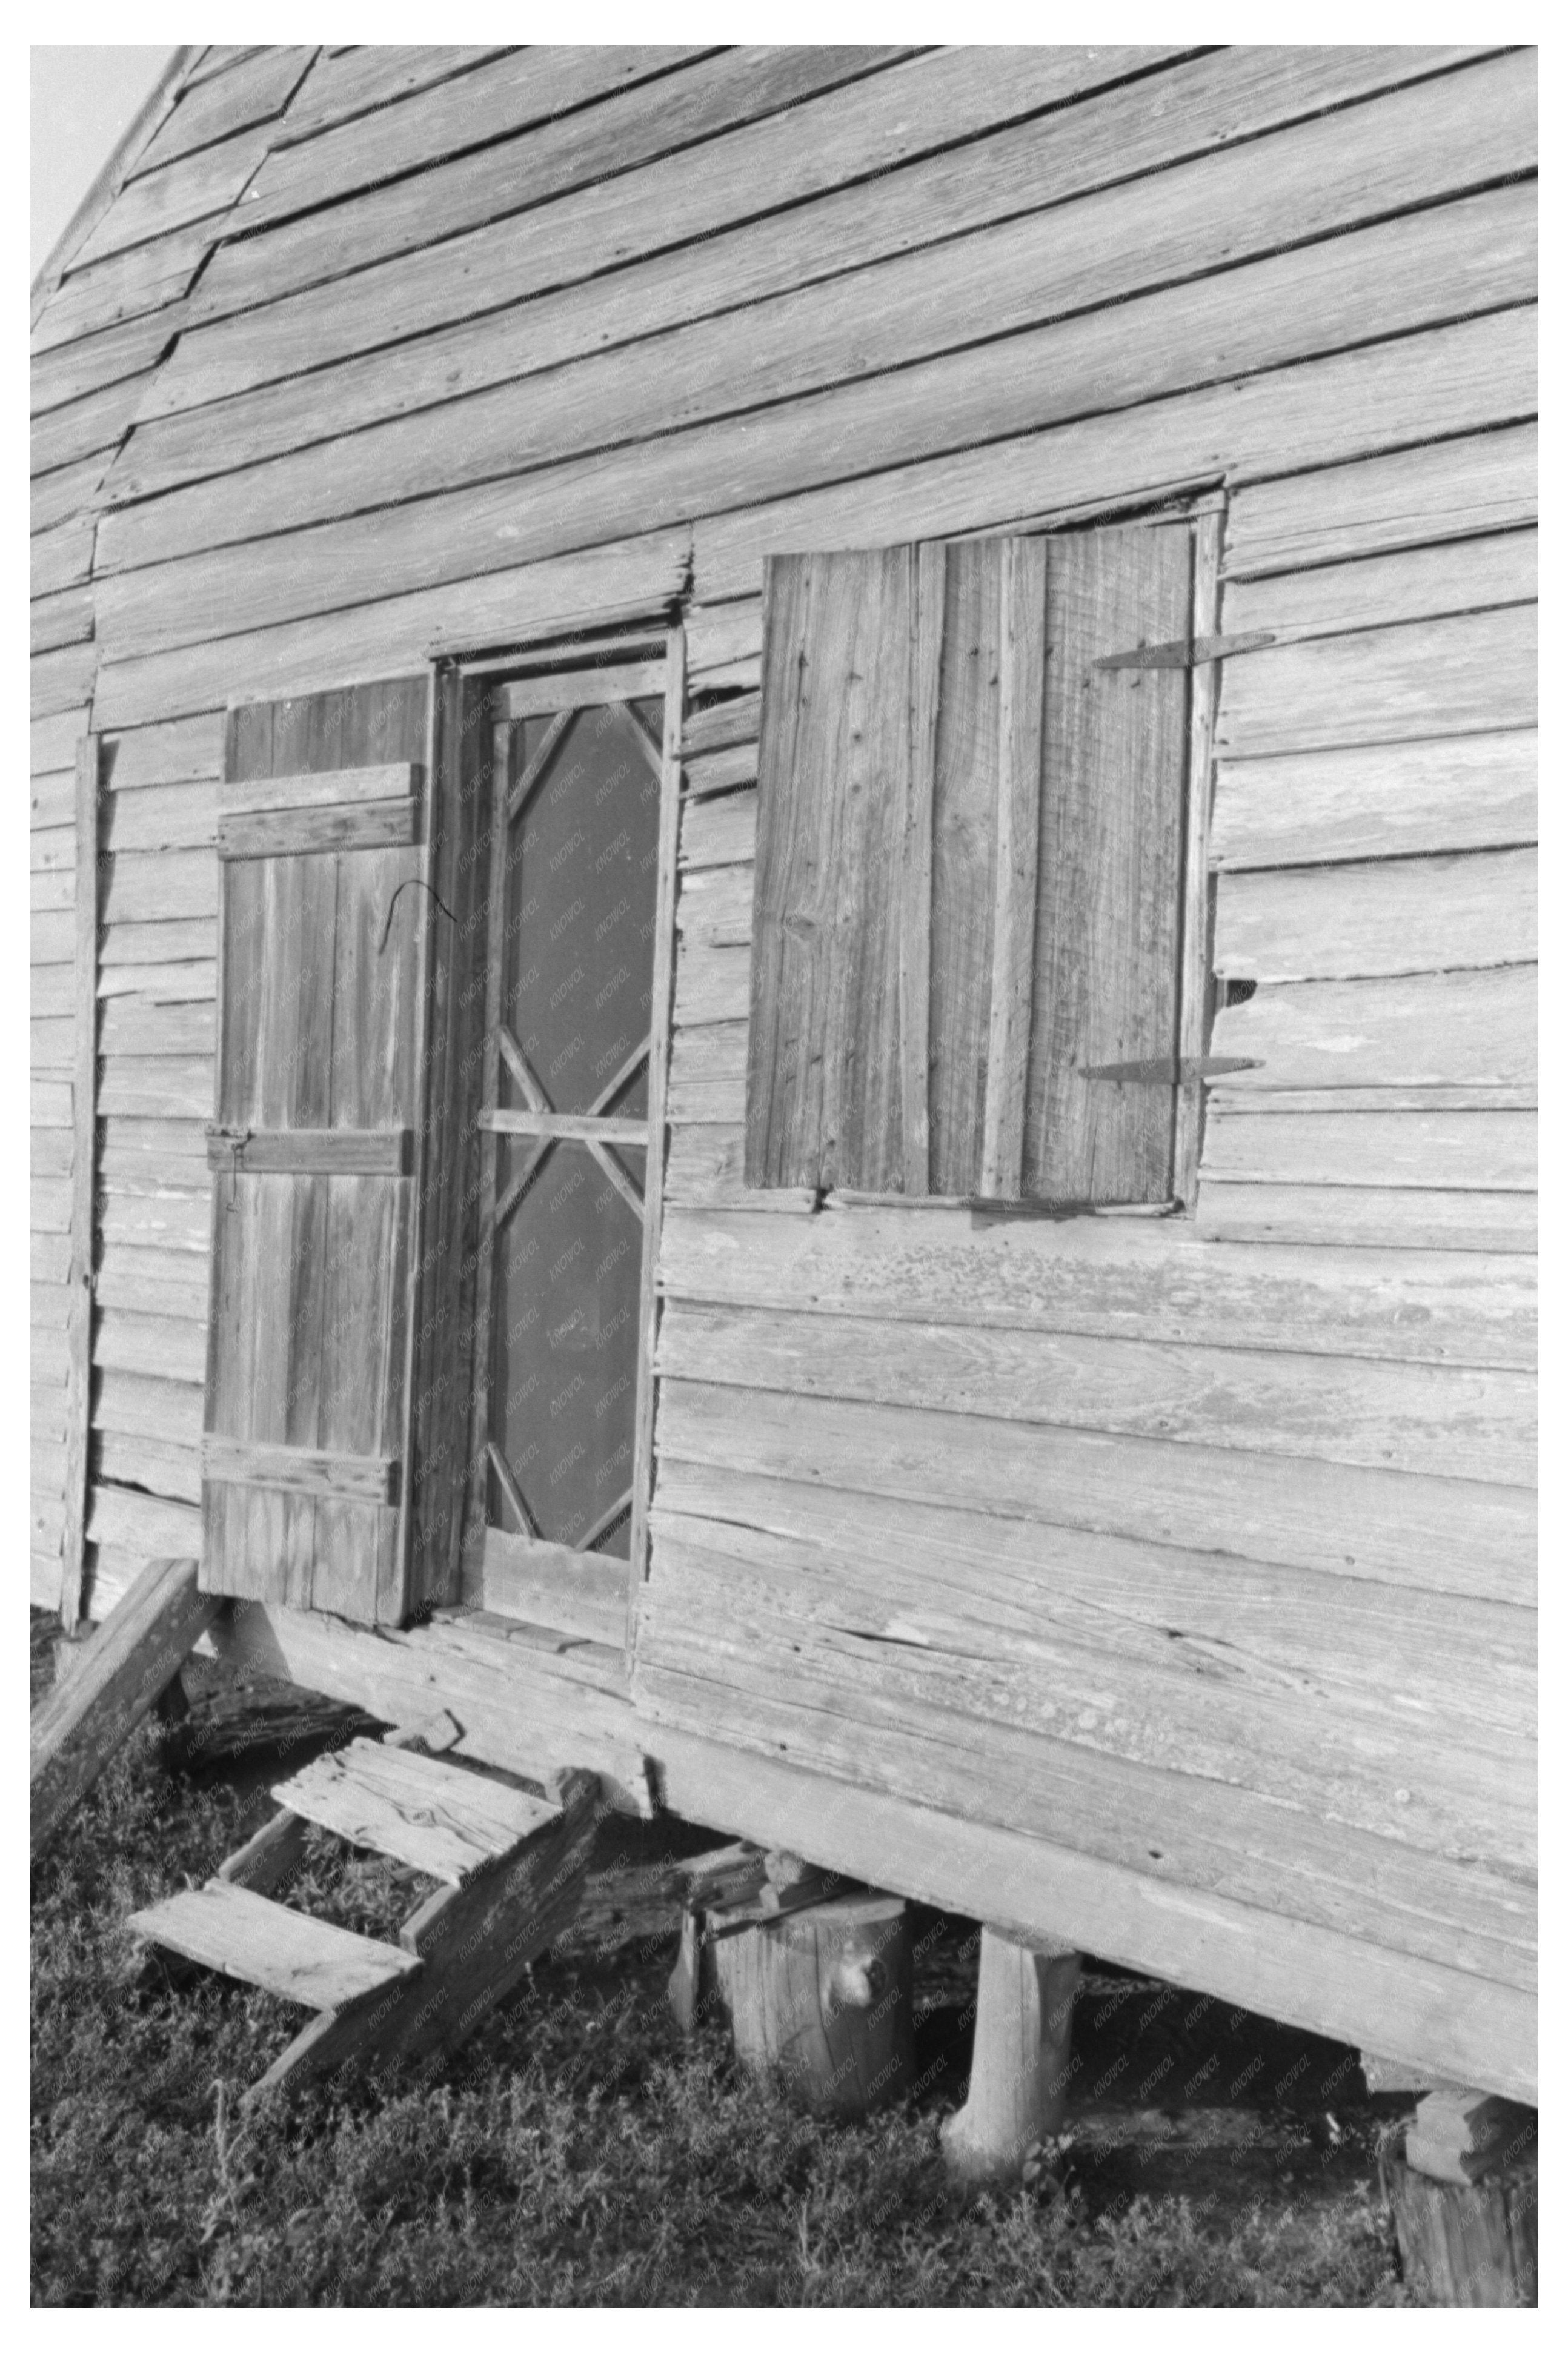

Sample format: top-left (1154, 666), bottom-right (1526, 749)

top-left (248, 1769), bottom-right (599, 2102)
top-left (271, 1737), bottom-right (562, 1884)
top-left (127, 1880), bottom-right (422, 2009)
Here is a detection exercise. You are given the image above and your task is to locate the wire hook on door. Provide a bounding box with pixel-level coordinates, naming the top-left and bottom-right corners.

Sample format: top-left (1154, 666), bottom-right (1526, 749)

top-left (377, 877), bottom-right (458, 953)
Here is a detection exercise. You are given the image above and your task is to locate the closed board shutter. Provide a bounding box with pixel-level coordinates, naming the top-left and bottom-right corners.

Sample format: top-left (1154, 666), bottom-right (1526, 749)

top-left (745, 523), bottom-right (1203, 1201)
top-left (201, 679), bottom-right (430, 1625)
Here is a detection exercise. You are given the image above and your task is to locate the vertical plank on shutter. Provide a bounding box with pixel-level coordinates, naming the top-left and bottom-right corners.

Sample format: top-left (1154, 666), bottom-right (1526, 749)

top-left (278, 1173), bottom-right (325, 1608)
top-left (980, 538), bottom-right (1049, 1198)
top-left (897, 549), bottom-right (943, 1196)
top-left (321, 681), bottom-right (424, 1620)
top-left (1173, 512), bottom-right (1222, 1206)
top-left (928, 541), bottom-right (1003, 1196)
top-left (1025, 526), bottom-right (1192, 1203)
top-left (747, 551), bottom-right (912, 1192)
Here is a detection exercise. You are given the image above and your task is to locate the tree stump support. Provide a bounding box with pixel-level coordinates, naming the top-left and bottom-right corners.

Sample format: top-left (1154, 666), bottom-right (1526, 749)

top-left (941, 1925), bottom-right (1081, 2186)
top-left (1364, 2057), bottom-right (1538, 2306)
top-left (682, 1856), bottom-right (914, 2118)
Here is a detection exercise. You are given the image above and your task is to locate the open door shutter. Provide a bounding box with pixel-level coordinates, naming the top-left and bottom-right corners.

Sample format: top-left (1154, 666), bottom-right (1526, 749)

top-left (745, 525), bottom-right (1195, 1201)
top-left (201, 679), bottom-right (430, 1625)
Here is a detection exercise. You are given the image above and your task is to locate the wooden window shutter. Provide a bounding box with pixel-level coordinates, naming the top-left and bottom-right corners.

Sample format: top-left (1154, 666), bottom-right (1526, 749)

top-left (745, 524), bottom-right (1197, 1200)
top-left (201, 680), bottom-right (431, 1625)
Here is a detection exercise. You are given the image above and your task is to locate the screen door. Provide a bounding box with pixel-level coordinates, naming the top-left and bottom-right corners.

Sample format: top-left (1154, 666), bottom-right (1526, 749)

top-left (468, 675), bottom-right (665, 1578)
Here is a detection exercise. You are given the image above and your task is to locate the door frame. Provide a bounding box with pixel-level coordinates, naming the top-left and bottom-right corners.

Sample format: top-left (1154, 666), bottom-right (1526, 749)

top-left (422, 620), bottom-right (683, 1653)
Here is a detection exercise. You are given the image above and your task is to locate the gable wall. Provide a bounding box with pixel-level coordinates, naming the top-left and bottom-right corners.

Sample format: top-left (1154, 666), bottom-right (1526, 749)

top-left (29, 45), bottom-right (1536, 2093)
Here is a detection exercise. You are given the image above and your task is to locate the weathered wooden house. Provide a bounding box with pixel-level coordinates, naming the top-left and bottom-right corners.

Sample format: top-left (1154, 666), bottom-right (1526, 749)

top-left (32, 43), bottom-right (1535, 2141)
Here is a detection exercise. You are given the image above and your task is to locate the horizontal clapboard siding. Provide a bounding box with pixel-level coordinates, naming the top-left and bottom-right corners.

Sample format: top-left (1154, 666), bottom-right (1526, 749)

top-left (137, 44), bottom-right (1479, 417)
top-left (102, 58), bottom-right (1535, 562)
top-left (28, 61), bottom-right (282, 1625)
top-left (91, 534), bottom-right (690, 730)
top-left (642, 1482), bottom-right (1533, 1942)
top-left (687, 302), bottom-right (1536, 605)
top-left (656, 1300), bottom-right (1534, 1488)
top-left (1221, 423), bottom-right (1537, 578)
top-left (94, 185), bottom-right (1539, 655)
top-left (653, 1372), bottom-right (1533, 1615)
top-left (187, 48), bottom-right (908, 320)
top-left (1211, 732), bottom-right (1537, 868)
top-left (266, 47), bottom-right (513, 148)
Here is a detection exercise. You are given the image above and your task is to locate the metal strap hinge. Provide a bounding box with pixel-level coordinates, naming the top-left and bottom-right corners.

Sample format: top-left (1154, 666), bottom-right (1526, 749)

top-left (1094, 631), bottom-right (1275, 672)
top-left (1080, 1056), bottom-right (1262, 1084)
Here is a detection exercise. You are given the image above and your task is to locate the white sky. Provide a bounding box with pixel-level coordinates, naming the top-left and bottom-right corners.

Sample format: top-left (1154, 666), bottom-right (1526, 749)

top-left (30, 45), bottom-right (179, 280)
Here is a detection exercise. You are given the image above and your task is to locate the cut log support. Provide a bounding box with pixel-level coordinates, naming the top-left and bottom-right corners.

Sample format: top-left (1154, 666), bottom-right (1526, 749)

top-left (941, 1927), bottom-right (1081, 2186)
top-left (1384, 2149), bottom-right (1538, 2306)
top-left (706, 1890), bottom-right (914, 2117)
top-left (30, 1556), bottom-right (218, 1859)
top-left (1381, 2079), bottom-right (1538, 2306)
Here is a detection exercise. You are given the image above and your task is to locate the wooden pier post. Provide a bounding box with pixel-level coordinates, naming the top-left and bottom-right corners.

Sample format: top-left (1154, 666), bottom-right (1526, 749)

top-left (942, 1927), bottom-right (1081, 2186)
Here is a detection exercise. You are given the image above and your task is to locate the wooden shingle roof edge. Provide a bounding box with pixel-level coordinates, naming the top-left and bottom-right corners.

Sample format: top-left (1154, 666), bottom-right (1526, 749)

top-left (30, 47), bottom-right (204, 328)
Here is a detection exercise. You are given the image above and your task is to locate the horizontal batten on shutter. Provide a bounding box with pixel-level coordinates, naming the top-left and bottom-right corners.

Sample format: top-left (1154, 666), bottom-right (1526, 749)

top-left (218, 797), bottom-right (421, 859)
top-left (205, 1126), bottom-right (414, 1175)
top-left (218, 760), bottom-right (422, 815)
top-left (201, 1435), bottom-right (399, 1505)
top-left (1094, 629), bottom-right (1275, 671)
top-left (479, 1109), bottom-right (649, 1145)
top-left (500, 661), bottom-right (666, 717)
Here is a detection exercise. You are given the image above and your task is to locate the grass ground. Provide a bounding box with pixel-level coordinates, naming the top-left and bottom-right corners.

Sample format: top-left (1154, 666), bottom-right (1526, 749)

top-left (30, 1616), bottom-right (1413, 2307)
